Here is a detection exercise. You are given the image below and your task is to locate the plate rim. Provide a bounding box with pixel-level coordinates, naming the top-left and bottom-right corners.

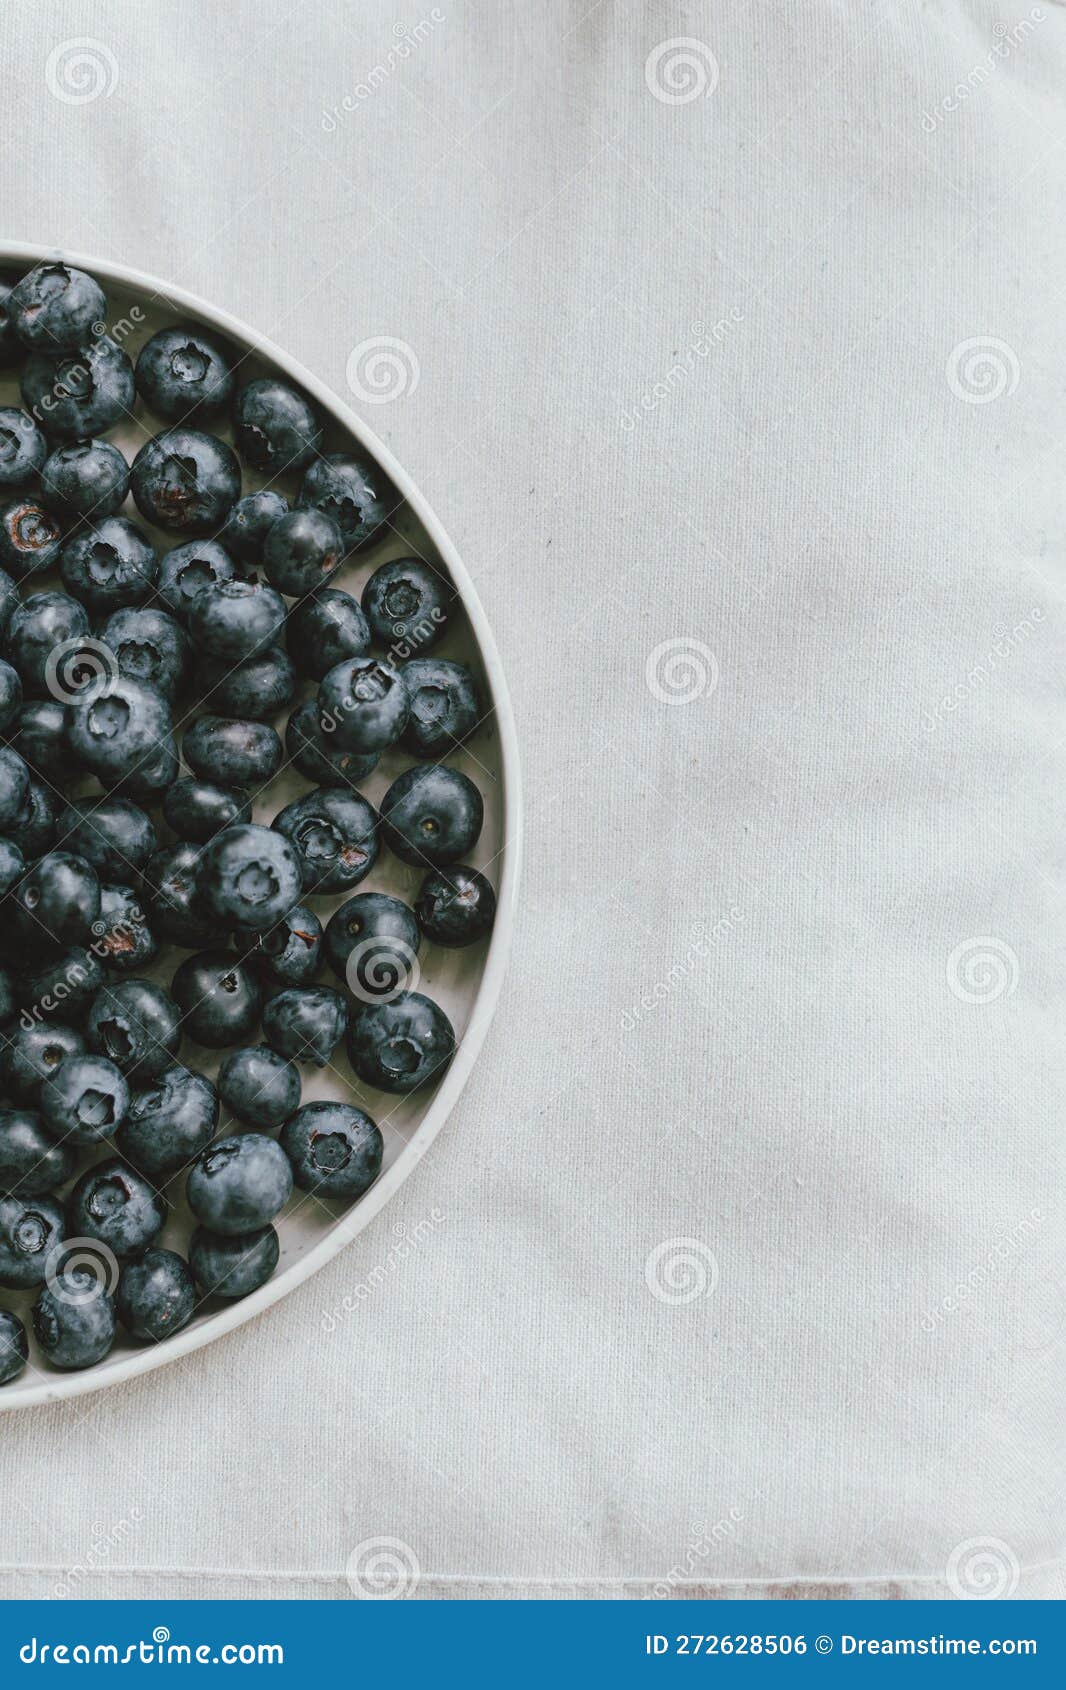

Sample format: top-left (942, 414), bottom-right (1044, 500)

top-left (0, 241), bottom-right (522, 1413)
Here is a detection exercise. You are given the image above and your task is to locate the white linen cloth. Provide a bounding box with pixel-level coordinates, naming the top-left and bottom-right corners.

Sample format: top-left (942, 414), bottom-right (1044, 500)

top-left (0, 0), bottom-right (1063, 1599)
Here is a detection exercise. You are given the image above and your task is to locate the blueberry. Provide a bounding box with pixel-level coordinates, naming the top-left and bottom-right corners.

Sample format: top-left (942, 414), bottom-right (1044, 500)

top-left (380, 763), bottom-right (483, 867)
top-left (0, 1109), bottom-right (77, 1195)
top-left (60, 515), bottom-right (157, 615)
top-left (415, 865), bottom-right (496, 946)
top-left (99, 606), bottom-right (191, 702)
top-left (163, 779), bottom-right (251, 844)
top-left (273, 787), bottom-right (379, 894)
top-left (33, 1270), bottom-right (116, 1369)
top-left (115, 1247), bottom-right (196, 1342)
top-left (318, 656), bottom-right (409, 754)
top-left (6, 778), bottom-right (57, 858)
top-left (22, 337), bottom-right (134, 441)
top-left (5, 590), bottom-right (90, 696)
top-left (0, 272), bottom-right (23, 366)
top-left (0, 745), bottom-right (29, 829)
top-left (183, 716), bottom-right (282, 787)
top-left (234, 377), bottom-right (322, 474)
top-left (12, 700), bottom-right (74, 783)
top-left (57, 797), bottom-right (157, 882)
top-left (262, 507), bottom-right (344, 596)
top-left (0, 658), bottom-right (21, 733)
top-left (281, 1101), bottom-right (382, 1201)
top-left (197, 824), bottom-right (303, 933)
top-left (0, 840), bottom-right (23, 895)
top-left (40, 438), bottom-right (129, 521)
top-left (143, 843), bottom-right (214, 947)
top-left (186, 578), bottom-right (286, 663)
top-left (186, 1132), bottom-right (292, 1236)
top-left (171, 951), bottom-right (261, 1049)
top-left (94, 885), bottom-right (158, 973)
top-left (40, 1053), bottom-right (129, 1146)
top-left (86, 979), bottom-right (182, 1082)
top-left (195, 645), bottom-right (296, 722)
top-left (0, 965), bottom-right (13, 1021)
top-left (287, 588), bottom-right (370, 680)
top-left (0, 498), bottom-right (63, 577)
top-left (219, 489), bottom-right (289, 565)
top-left (363, 556), bottom-right (454, 655)
top-left (11, 850), bottom-right (101, 958)
top-left (262, 985), bottom-right (348, 1067)
top-left (298, 450), bottom-right (390, 551)
top-left (68, 676), bottom-right (176, 799)
top-left (68, 1156), bottom-right (165, 1257)
top-left (0, 1309), bottom-right (28, 1383)
top-left (135, 325), bottom-right (235, 421)
top-left (18, 947), bottom-right (105, 1026)
top-left (347, 991), bottom-right (455, 1093)
top-left (286, 699), bottom-right (378, 790)
top-left (117, 1065), bottom-right (219, 1182)
top-left (156, 537), bottom-right (238, 618)
top-left (0, 1023), bottom-right (84, 1104)
top-left (130, 428), bottom-right (240, 536)
top-left (218, 1044), bottom-right (300, 1131)
top-left (0, 407), bottom-right (47, 489)
top-left (401, 658), bottom-right (480, 757)
top-left (9, 263), bottom-right (105, 351)
top-left (324, 892), bottom-right (421, 993)
top-left (246, 905), bottom-right (323, 987)
top-left (189, 1224), bottom-right (279, 1299)
top-left (0, 1192), bottom-right (65, 1287)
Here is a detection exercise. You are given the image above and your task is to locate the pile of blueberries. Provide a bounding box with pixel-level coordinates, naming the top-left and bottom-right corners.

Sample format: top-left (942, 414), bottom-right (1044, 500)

top-left (0, 261), bottom-right (496, 1382)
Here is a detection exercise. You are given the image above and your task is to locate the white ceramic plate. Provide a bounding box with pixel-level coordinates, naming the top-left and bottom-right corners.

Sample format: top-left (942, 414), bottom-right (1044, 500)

top-left (0, 244), bottom-right (520, 1410)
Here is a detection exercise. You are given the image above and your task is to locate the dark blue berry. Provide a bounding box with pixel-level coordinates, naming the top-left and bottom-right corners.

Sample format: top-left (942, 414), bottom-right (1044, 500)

top-left (117, 1065), bottom-right (218, 1182)
top-left (273, 786), bottom-right (378, 894)
top-left (235, 377), bottom-right (321, 474)
top-left (183, 716), bottom-right (282, 787)
top-left (0, 498), bottom-right (63, 577)
top-left (380, 763), bottom-right (483, 867)
top-left (0, 1309), bottom-right (28, 1383)
top-left (263, 507), bottom-right (343, 596)
top-left (195, 645), bottom-right (295, 721)
top-left (157, 538), bottom-right (238, 618)
top-left (9, 263), bottom-right (105, 352)
top-left (324, 892), bottom-right (420, 991)
top-left (347, 991), bottom-right (455, 1093)
top-left (33, 1270), bottom-right (115, 1369)
top-left (60, 515), bottom-right (158, 615)
top-left (197, 824), bottom-right (303, 933)
top-left (0, 840), bottom-right (23, 895)
top-left (245, 905), bottom-right (322, 987)
top-left (12, 700), bottom-right (74, 784)
top-left (7, 777), bottom-right (57, 858)
top-left (186, 578), bottom-right (286, 663)
top-left (67, 676), bottom-right (176, 799)
top-left (40, 438), bottom-right (129, 521)
top-left (287, 588), bottom-right (370, 680)
top-left (171, 951), bottom-right (261, 1049)
top-left (40, 1053), bottom-right (129, 1146)
top-left (22, 337), bottom-right (134, 441)
top-left (95, 885), bottom-right (158, 973)
top-left (115, 1247), bottom-right (196, 1342)
top-left (401, 657), bottom-right (480, 757)
top-left (363, 556), bottom-right (453, 654)
top-left (0, 1108), bottom-right (77, 1195)
top-left (18, 947), bottom-right (105, 1026)
top-left (281, 1101), bottom-right (382, 1200)
top-left (0, 408), bottom-right (47, 489)
top-left (286, 699), bottom-right (378, 789)
top-left (135, 325), bottom-right (234, 421)
top-left (415, 865), bottom-right (496, 946)
top-left (10, 850), bottom-right (101, 958)
top-left (298, 450), bottom-right (389, 551)
top-left (189, 1224), bottom-right (278, 1299)
top-left (187, 1132), bottom-right (292, 1236)
top-left (0, 746), bottom-right (29, 829)
top-left (68, 1156), bottom-right (165, 1257)
top-left (99, 606), bottom-right (191, 702)
top-left (5, 590), bottom-right (89, 696)
top-left (0, 657), bottom-right (21, 732)
top-left (318, 656), bottom-right (408, 754)
top-left (262, 985), bottom-right (348, 1067)
top-left (131, 428), bottom-right (240, 536)
top-left (0, 1192), bottom-right (65, 1287)
top-left (86, 978), bottom-right (182, 1082)
top-left (218, 1044), bottom-right (300, 1131)
top-left (219, 490), bottom-right (289, 565)
top-left (163, 779), bottom-right (251, 844)
top-left (0, 1023), bottom-right (84, 1104)
top-left (57, 797), bottom-right (157, 882)
top-left (143, 843), bottom-right (214, 948)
